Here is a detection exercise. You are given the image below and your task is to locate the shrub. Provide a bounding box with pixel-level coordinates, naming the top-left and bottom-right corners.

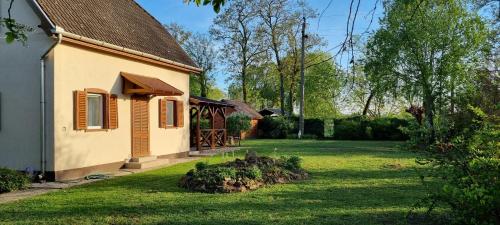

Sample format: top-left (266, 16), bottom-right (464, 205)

top-left (304, 119), bottom-right (325, 138)
top-left (195, 162), bottom-right (208, 171)
top-left (333, 116), bottom-right (410, 140)
top-left (240, 165), bottom-right (262, 180)
top-left (282, 156), bottom-right (303, 171)
top-left (180, 153), bottom-right (307, 193)
top-left (227, 112), bottom-right (251, 137)
top-left (259, 116), bottom-right (290, 139)
top-left (0, 168), bottom-right (30, 193)
top-left (409, 107), bottom-right (500, 225)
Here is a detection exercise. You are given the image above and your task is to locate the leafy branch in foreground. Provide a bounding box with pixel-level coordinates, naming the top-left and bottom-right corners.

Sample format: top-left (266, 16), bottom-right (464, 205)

top-left (1, 0), bottom-right (33, 45)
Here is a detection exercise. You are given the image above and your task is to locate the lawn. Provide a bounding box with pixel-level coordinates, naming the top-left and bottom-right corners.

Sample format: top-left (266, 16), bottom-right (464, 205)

top-left (0, 140), bottom-right (430, 225)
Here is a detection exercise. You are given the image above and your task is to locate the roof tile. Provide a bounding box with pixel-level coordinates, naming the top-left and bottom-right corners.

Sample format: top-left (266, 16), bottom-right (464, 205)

top-left (37, 0), bottom-right (197, 68)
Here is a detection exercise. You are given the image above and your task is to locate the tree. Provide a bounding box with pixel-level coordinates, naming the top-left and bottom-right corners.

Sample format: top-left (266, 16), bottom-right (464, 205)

top-left (210, 0), bottom-right (264, 103)
top-left (165, 24), bottom-right (217, 97)
top-left (226, 112), bottom-right (251, 145)
top-left (184, 33), bottom-right (218, 97)
top-left (303, 52), bottom-right (342, 118)
top-left (365, 0), bottom-right (488, 141)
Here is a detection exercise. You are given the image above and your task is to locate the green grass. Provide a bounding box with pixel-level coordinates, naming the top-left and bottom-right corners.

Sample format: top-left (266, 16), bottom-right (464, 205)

top-left (0, 140), bottom-right (431, 225)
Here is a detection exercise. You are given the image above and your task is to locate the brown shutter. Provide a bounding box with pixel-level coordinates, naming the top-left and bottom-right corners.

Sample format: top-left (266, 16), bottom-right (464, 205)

top-left (103, 93), bottom-right (110, 129)
top-left (109, 95), bottom-right (118, 129)
top-left (74, 90), bottom-right (87, 130)
top-left (159, 99), bottom-right (167, 128)
top-left (176, 100), bottom-right (184, 128)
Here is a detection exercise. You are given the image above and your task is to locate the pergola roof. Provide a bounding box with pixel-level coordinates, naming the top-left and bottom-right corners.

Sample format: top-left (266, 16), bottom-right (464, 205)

top-left (189, 96), bottom-right (233, 107)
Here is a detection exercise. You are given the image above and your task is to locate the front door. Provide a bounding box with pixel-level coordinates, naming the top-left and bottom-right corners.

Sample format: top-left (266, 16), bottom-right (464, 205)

top-left (131, 96), bottom-right (150, 157)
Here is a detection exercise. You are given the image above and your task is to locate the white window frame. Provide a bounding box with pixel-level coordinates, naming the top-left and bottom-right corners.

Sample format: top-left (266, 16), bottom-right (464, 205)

top-left (87, 93), bottom-right (104, 130)
top-left (166, 100), bottom-right (175, 127)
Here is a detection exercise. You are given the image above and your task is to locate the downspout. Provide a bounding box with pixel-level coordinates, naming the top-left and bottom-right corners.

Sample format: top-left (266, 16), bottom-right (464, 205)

top-left (39, 32), bottom-right (61, 180)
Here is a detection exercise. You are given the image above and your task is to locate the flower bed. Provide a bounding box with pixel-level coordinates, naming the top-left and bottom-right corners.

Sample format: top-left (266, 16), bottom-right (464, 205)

top-left (179, 152), bottom-right (308, 193)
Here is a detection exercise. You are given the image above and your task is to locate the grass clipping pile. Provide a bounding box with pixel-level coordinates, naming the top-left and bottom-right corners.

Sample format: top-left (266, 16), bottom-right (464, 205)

top-left (179, 152), bottom-right (308, 193)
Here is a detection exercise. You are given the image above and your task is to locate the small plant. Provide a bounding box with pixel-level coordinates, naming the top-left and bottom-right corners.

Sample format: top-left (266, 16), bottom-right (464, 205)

top-left (0, 167), bottom-right (30, 194)
top-left (282, 156), bottom-right (303, 171)
top-left (195, 162), bottom-right (208, 171)
top-left (242, 165), bottom-right (262, 180)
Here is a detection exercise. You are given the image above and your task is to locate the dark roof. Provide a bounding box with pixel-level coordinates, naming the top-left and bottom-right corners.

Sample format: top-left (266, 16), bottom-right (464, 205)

top-left (121, 72), bottom-right (183, 96)
top-left (259, 108), bottom-right (286, 116)
top-left (190, 96), bottom-right (233, 107)
top-left (36, 0), bottom-right (197, 68)
top-left (222, 100), bottom-right (263, 120)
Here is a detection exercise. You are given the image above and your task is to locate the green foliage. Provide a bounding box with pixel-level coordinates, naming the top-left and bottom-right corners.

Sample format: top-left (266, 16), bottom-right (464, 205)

top-left (258, 116), bottom-right (290, 139)
top-left (365, 0), bottom-right (489, 138)
top-left (240, 165), bottom-right (262, 180)
top-left (281, 156), bottom-right (303, 171)
top-left (187, 0), bottom-right (227, 13)
top-left (289, 117), bottom-right (326, 139)
top-left (1, 17), bottom-right (32, 45)
top-left (410, 107), bottom-right (500, 224)
top-left (195, 162), bottom-right (208, 171)
top-left (0, 168), bottom-right (30, 194)
top-left (333, 116), bottom-right (410, 141)
top-left (226, 112), bottom-right (251, 136)
top-left (303, 52), bottom-right (342, 118)
top-left (180, 153), bottom-right (307, 193)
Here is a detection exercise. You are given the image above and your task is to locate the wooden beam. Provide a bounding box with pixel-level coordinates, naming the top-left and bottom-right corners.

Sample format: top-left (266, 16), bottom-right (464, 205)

top-left (196, 108), bottom-right (201, 151)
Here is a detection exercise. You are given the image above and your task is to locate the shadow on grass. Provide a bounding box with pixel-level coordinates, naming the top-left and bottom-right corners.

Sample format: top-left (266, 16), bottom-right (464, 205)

top-left (0, 140), bottom-right (436, 225)
top-left (0, 167), bottom-right (433, 225)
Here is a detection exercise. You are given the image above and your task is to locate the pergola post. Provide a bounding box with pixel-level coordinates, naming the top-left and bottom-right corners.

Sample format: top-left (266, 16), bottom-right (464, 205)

top-left (196, 106), bottom-right (201, 152)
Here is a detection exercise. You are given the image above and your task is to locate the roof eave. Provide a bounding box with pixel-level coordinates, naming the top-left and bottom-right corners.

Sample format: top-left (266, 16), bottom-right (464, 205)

top-left (54, 29), bottom-right (202, 74)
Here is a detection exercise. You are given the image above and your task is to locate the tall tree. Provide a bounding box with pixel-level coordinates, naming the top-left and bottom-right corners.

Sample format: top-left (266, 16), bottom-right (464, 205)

top-left (211, 0), bottom-right (263, 102)
top-left (256, 0), bottom-right (298, 115)
top-left (165, 23), bottom-right (217, 97)
top-left (365, 0), bottom-right (488, 140)
top-left (183, 33), bottom-right (218, 97)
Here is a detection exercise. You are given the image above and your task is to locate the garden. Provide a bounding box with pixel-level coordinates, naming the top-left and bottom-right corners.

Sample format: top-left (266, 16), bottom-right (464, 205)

top-left (0, 140), bottom-right (431, 225)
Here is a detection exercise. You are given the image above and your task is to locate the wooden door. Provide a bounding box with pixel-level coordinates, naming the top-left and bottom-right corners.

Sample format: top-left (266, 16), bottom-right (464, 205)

top-left (131, 96), bottom-right (150, 157)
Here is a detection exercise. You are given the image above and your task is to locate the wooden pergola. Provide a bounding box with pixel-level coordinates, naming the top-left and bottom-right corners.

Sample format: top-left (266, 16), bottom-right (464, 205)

top-left (189, 96), bottom-right (234, 151)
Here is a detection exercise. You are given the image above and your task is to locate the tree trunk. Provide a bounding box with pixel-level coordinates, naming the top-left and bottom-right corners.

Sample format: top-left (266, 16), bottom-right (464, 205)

top-left (423, 88), bottom-right (436, 142)
top-left (362, 91), bottom-right (375, 116)
top-left (242, 67), bottom-right (247, 103)
top-left (200, 72), bottom-right (208, 97)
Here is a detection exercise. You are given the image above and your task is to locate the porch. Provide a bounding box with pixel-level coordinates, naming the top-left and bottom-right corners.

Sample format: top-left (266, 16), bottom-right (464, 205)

top-left (189, 96), bottom-right (234, 151)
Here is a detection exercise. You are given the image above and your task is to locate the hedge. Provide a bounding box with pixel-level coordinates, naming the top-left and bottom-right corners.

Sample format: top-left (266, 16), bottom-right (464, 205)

top-left (258, 116), bottom-right (411, 140)
top-left (333, 116), bottom-right (410, 141)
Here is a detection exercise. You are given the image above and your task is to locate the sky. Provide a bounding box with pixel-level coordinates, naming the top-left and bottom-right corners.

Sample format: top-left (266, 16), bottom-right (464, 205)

top-left (135, 0), bottom-right (384, 91)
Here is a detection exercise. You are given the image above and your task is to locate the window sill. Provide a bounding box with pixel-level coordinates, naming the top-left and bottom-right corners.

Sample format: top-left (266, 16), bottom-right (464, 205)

top-left (85, 129), bottom-right (109, 132)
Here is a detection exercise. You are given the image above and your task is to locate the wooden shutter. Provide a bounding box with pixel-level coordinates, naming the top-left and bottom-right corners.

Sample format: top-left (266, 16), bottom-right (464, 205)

top-left (176, 100), bottom-right (184, 128)
top-left (74, 90), bottom-right (87, 130)
top-left (159, 99), bottom-right (167, 128)
top-left (103, 93), bottom-right (110, 129)
top-left (109, 95), bottom-right (118, 129)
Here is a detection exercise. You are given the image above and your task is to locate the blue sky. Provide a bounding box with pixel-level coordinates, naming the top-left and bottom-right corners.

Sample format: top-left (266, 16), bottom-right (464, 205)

top-left (136, 0), bottom-right (384, 91)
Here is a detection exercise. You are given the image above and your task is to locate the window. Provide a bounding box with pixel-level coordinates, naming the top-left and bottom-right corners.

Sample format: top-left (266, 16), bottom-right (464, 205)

top-left (159, 98), bottom-right (183, 128)
top-left (166, 100), bottom-right (175, 127)
top-left (87, 93), bottom-right (104, 129)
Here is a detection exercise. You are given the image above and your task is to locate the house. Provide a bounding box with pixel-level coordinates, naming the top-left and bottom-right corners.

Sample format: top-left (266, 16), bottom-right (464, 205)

top-left (222, 100), bottom-right (263, 139)
top-left (259, 108), bottom-right (287, 117)
top-left (0, 0), bottom-right (202, 181)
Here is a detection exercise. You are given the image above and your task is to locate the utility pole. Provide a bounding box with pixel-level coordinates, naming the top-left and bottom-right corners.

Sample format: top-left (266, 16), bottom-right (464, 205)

top-left (298, 16), bottom-right (306, 139)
